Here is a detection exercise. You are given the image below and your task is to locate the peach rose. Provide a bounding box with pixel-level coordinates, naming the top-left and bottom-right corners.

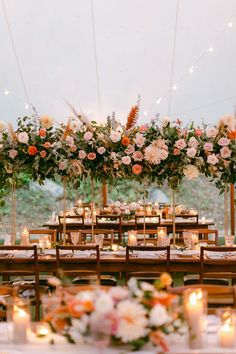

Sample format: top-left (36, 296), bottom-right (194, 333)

top-left (195, 128), bottom-right (203, 137)
top-left (38, 128), bottom-right (46, 137)
top-left (173, 148), bottom-right (180, 155)
top-left (87, 152), bottom-right (96, 160)
top-left (132, 164), bottom-right (142, 175)
top-left (40, 150), bottom-right (47, 158)
top-left (43, 142), bottom-right (51, 148)
top-left (121, 136), bottom-right (130, 146)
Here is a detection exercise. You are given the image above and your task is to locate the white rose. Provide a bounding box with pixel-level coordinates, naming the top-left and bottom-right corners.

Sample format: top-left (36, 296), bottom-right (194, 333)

top-left (40, 115), bottom-right (54, 129)
top-left (149, 304), bottom-right (171, 327)
top-left (207, 154), bottom-right (219, 165)
top-left (110, 130), bottom-right (121, 143)
top-left (206, 127), bottom-right (218, 138)
top-left (18, 132), bottom-right (29, 144)
top-left (183, 165), bottom-right (199, 179)
top-left (121, 156), bottom-right (131, 165)
top-left (186, 147), bottom-right (197, 158)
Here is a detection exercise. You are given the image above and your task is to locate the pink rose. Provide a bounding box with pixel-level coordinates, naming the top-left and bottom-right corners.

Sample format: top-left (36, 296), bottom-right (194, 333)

top-left (59, 160), bottom-right (67, 170)
top-left (207, 154), bottom-right (219, 165)
top-left (40, 150), bottom-right (47, 158)
top-left (121, 156), bottom-right (131, 165)
top-left (70, 145), bottom-right (77, 152)
top-left (78, 150), bottom-right (87, 159)
top-left (173, 148), bottom-right (180, 155)
top-left (9, 149), bottom-right (18, 159)
top-left (125, 144), bottom-right (135, 155)
top-left (220, 146), bottom-right (232, 159)
top-left (110, 131), bottom-right (121, 143)
top-left (195, 128), bottom-right (203, 137)
top-left (139, 125), bottom-right (148, 133)
top-left (84, 131), bottom-right (93, 141)
top-left (203, 142), bottom-right (213, 151)
top-left (110, 286), bottom-right (129, 302)
top-left (132, 151), bottom-right (144, 161)
top-left (87, 152), bottom-right (96, 160)
top-left (206, 127), bottom-right (218, 138)
top-left (18, 132), bottom-right (29, 144)
top-left (186, 147), bottom-right (197, 158)
top-left (188, 137), bottom-right (199, 149)
top-left (175, 139), bottom-right (186, 150)
top-left (218, 137), bottom-right (230, 146)
top-left (65, 136), bottom-right (74, 147)
top-left (134, 133), bottom-right (146, 147)
top-left (97, 147), bottom-right (106, 154)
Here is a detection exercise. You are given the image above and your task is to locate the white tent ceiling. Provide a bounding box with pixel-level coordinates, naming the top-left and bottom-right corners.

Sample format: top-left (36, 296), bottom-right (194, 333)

top-left (0, 0), bottom-right (236, 126)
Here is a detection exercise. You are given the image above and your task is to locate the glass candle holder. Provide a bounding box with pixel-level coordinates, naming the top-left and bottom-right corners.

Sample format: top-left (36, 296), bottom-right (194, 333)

top-left (128, 230), bottom-right (137, 246)
top-left (7, 298), bottom-right (31, 344)
top-left (21, 227), bottom-right (30, 246)
top-left (184, 288), bottom-right (207, 349)
top-left (218, 310), bottom-right (235, 348)
top-left (225, 235), bottom-right (235, 247)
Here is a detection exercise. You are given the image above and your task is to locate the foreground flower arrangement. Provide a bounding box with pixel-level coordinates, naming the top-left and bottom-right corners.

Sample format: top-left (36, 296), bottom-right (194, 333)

top-left (0, 106), bottom-right (235, 192)
top-left (44, 274), bottom-right (182, 351)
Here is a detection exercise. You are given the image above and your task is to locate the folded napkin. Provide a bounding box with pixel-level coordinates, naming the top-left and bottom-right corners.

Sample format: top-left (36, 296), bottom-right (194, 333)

top-left (134, 251), bottom-right (165, 258)
top-left (205, 252), bottom-right (224, 259)
top-left (11, 251), bottom-right (34, 258)
top-left (73, 250), bottom-right (94, 258)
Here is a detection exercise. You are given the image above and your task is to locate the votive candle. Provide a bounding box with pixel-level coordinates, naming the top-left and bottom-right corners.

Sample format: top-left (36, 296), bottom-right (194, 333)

top-left (219, 322), bottom-right (235, 348)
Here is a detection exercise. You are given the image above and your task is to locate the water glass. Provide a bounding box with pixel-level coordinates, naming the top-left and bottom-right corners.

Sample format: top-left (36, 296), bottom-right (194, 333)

top-left (225, 235), bottom-right (235, 247)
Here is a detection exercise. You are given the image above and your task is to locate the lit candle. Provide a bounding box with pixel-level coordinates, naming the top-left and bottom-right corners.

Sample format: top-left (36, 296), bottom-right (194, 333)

top-left (21, 228), bottom-right (29, 246)
top-left (36, 323), bottom-right (50, 337)
top-left (128, 231), bottom-right (137, 246)
top-left (219, 322), bottom-right (235, 348)
top-left (13, 306), bottom-right (30, 344)
top-left (78, 199), bottom-right (82, 207)
top-left (146, 206), bottom-right (152, 216)
top-left (184, 289), bottom-right (206, 349)
top-left (111, 244), bottom-right (118, 252)
top-left (201, 216), bottom-right (206, 224)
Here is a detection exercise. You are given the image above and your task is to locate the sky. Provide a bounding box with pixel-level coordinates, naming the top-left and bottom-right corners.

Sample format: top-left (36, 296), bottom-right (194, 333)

top-left (0, 0), bottom-right (236, 127)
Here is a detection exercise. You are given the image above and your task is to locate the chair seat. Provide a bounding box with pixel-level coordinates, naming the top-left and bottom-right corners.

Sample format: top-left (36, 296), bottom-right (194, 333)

top-left (184, 274), bottom-right (229, 286)
top-left (72, 274), bottom-right (117, 286)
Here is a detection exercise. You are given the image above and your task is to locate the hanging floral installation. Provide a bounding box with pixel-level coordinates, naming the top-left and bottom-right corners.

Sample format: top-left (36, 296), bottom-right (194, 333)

top-left (0, 104), bottom-right (235, 193)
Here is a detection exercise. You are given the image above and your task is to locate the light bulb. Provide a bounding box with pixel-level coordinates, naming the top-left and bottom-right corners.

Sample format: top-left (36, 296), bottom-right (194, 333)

top-left (228, 21), bottom-right (233, 28)
top-left (156, 97), bottom-right (162, 104)
top-left (172, 84), bottom-right (177, 90)
top-left (189, 66), bottom-right (194, 73)
top-left (25, 103), bottom-right (29, 109)
top-left (143, 111), bottom-right (148, 116)
top-left (207, 46), bottom-right (214, 53)
top-left (4, 89), bottom-right (9, 95)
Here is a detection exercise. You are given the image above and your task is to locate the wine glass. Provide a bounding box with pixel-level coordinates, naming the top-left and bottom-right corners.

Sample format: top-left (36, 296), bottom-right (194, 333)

top-left (71, 232), bottom-right (80, 245)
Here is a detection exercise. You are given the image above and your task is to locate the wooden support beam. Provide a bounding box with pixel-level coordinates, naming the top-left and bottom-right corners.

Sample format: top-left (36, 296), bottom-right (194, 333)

top-left (102, 182), bottom-right (108, 207)
top-left (230, 184), bottom-right (235, 235)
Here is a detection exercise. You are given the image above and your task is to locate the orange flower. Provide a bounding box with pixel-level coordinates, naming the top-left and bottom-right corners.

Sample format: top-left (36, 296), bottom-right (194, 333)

top-left (132, 164), bottom-right (142, 175)
top-left (28, 146), bottom-right (38, 156)
top-left (38, 128), bottom-right (46, 137)
top-left (228, 130), bottom-right (236, 140)
top-left (68, 299), bottom-right (94, 318)
top-left (87, 152), bottom-right (96, 160)
top-left (121, 136), bottom-right (130, 146)
top-left (160, 272), bottom-right (172, 287)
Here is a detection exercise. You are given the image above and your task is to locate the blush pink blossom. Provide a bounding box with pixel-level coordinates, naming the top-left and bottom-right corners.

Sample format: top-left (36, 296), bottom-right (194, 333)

top-left (220, 146), bottom-right (232, 159)
top-left (186, 147), bottom-right (197, 158)
top-left (65, 136), bottom-right (74, 147)
top-left (40, 150), bottom-right (47, 158)
top-left (206, 127), bottom-right (218, 138)
top-left (207, 154), bottom-right (219, 165)
top-left (203, 142), bottom-right (213, 151)
top-left (59, 160), bottom-right (67, 170)
top-left (125, 144), bottom-right (135, 155)
top-left (9, 149), bottom-right (18, 159)
top-left (139, 125), bottom-right (148, 133)
top-left (195, 128), bottom-right (203, 137)
top-left (78, 150), bottom-right (87, 159)
top-left (83, 131), bottom-right (93, 141)
top-left (188, 137), bottom-right (199, 149)
top-left (43, 142), bottom-right (51, 148)
top-left (87, 152), bottom-right (96, 160)
top-left (121, 156), bottom-right (131, 165)
top-left (70, 145), bottom-right (77, 152)
top-left (110, 131), bottom-right (121, 143)
top-left (18, 132), bottom-right (29, 144)
top-left (174, 139), bottom-right (186, 150)
top-left (218, 137), bottom-right (230, 146)
top-left (97, 146), bottom-right (106, 154)
top-left (132, 151), bottom-right (144, 161)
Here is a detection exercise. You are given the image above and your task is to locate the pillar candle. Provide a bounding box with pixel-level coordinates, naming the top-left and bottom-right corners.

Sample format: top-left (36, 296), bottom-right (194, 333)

top-left (13, 307), bottom-right (30, 344)
top-left (219, 322), bottom-right (235, 348)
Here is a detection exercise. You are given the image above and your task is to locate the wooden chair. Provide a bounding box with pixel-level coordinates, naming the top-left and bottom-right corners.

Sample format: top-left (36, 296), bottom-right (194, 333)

top-left (56, 245), bottom-right (117, 286)
top-left (96, 215), bottom-right (122, 243)
top-left (135, 215), bottom-right (160, 230)
top-left (0, 245), bottom-right (40, 320)
top-left (29, 229), bottom-right (57, 243)
top-left (79, 229), bottom-right (115, 245)
top-left (136, 229), bottom-right (157, 245)
top-left (58, 215), bottom-right (84, 242)
top-left (200, 246), bottom-right (236, 284)
top-left (181, 229), bottom-right (218, 245)
top-left (125, 245), bottom-right (170, 284)
top-left (168, 284), bottom-right (236, 312)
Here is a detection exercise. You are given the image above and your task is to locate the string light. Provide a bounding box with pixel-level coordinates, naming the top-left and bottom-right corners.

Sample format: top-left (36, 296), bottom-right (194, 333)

top-left (228, 21), bottom-right (233, 28)
top-left (156, 97), bottom-right (162, 105)
top-left (172, 84), bottom-right (177, 90)
top-left (143, 111), bottom-right (148, 116)
top-left (207, 46), bottom-right (214, 53)
top-left (4, 88), bottom-right (9, 95)
top-left (25, 103), bottom-right (29, 109)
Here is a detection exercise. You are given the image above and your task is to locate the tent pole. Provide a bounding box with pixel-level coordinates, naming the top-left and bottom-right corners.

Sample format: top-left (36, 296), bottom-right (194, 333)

top-left (230, 184), bottom-right (235, 235)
